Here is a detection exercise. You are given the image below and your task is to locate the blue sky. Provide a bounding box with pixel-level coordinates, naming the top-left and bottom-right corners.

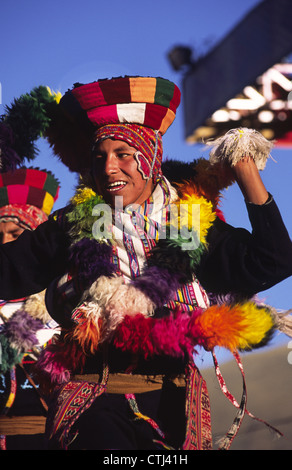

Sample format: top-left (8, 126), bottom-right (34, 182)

top-left (1, 0), bottom-right (292, 361)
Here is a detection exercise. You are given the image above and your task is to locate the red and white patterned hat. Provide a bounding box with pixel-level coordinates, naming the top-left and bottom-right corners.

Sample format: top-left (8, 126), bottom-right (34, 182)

top-left (47, 76), bottom-right (181, 174)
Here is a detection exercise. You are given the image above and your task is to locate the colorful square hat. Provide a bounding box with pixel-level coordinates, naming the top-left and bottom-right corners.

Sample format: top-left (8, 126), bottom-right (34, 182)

top-left (46, 76), bottom-right (181, 173)
top-left (0, 167), bottom-right (60, 216)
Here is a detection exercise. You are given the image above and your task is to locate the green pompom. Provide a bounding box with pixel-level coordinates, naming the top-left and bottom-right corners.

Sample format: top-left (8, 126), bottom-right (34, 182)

top-left (67, 194), bottom-right (107, 241)
top-left (2, 86), bottom-right (58, 162)
top-left (0, 335), bottom-right (23, 374)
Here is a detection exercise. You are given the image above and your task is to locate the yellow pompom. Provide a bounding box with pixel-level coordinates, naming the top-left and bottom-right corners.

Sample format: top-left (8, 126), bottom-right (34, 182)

top-left (171, 193), bottom-right (216, 245)
top-left (42, 192), bottom-right (54, 215)
top-left (46, 86), bottom-right (62, 103)
top-left (71, 187), bottom-right (97, 206)
top-left (236, 302), bottom-right (275, 350)
top-left (196, 301), bottom-right (275, 352)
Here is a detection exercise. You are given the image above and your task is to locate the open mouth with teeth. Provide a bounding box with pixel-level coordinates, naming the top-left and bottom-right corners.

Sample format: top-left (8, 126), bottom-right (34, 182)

top-left (106, 181), bottom-right (127, 192)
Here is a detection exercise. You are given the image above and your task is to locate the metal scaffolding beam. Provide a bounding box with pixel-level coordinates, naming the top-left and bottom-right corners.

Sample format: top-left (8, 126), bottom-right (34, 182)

top-left (182, 0), bottom-right (292, 141)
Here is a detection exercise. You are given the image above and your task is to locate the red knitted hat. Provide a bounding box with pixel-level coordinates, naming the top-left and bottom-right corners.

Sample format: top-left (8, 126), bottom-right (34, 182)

top-left (93, 123), bottom-right (164, 183)
top-left (46, 76), bottom-right (181, 174)
top-left (0, 204), bottom-right (48, 230)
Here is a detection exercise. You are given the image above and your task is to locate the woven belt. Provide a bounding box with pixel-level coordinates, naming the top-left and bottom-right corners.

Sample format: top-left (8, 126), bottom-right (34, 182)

top-left (72, 373), bottom-right (186, 394)
top-left (0, 415), bottom-right (46, 435)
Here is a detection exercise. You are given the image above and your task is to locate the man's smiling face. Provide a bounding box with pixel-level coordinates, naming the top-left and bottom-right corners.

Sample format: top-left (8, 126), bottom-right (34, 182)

top-left (92, 138), bottom-right (154, 208)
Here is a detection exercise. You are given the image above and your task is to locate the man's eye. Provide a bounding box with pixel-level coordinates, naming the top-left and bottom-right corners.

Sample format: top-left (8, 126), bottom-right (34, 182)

top-left (117, 153), bottom-right (131, 159)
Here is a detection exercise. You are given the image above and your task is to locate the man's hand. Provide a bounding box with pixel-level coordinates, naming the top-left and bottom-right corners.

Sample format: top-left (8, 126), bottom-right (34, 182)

top-left (232, 156), bottom-right (269, 205)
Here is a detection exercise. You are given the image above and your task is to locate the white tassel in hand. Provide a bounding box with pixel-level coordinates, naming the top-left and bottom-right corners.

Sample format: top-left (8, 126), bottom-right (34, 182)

top-left (274, 309), bottom-right (292, 338)
top-left (206, 128), bottom-right (274, 170)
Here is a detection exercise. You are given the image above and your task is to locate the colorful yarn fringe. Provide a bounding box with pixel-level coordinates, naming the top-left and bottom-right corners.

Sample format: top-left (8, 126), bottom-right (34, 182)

top-left (113, 302), bottom-right (276, 360)
top-left (38, 301), bottom-right (276, 385)
top-left (37, 169), bottom-right (276, 386)
top-left (53, 179), bottom-right (218, 352)
top-left (0, 310), bottom-right (43, 374)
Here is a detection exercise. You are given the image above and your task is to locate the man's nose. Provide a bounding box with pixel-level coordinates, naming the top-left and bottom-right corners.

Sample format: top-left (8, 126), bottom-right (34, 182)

top-left (104, 153), bottom-right (119, 175)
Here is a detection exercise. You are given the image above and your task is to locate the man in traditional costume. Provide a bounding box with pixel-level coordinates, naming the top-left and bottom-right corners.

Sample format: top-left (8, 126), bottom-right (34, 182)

top-left (0, 77), bottom-right (291, 450)
top-left (0, 165), bottom-right (60, 449)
